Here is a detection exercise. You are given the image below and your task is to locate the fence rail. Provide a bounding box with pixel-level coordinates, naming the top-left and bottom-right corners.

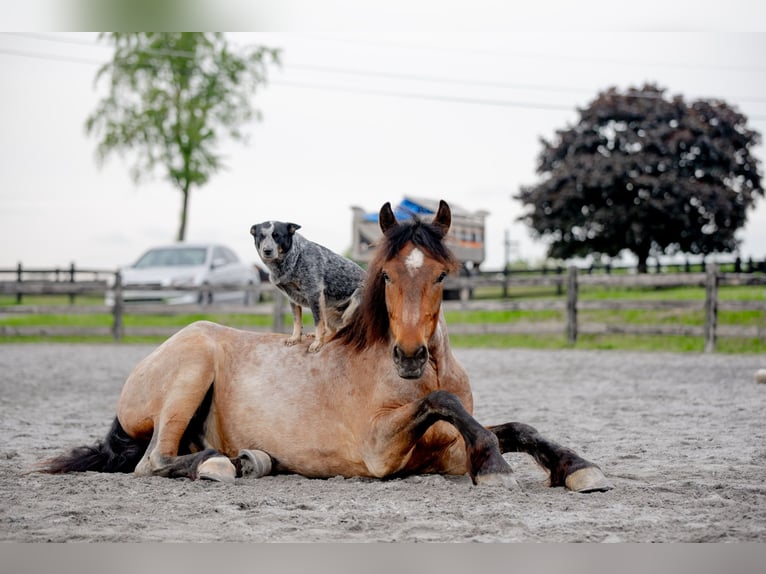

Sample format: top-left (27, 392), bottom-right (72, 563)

top-left (1, 264), bottom-right (765, 351)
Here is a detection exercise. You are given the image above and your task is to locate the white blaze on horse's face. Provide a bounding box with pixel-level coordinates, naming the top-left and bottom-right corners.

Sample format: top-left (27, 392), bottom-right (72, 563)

top-left (383, 243), bottom-right (448, 379)
top-left (404, 248), bottom-right (424, 275)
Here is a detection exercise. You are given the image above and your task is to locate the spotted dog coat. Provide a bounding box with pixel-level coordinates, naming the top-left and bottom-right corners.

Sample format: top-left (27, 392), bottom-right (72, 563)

top-left (250, 221), bottom-right (365, 352)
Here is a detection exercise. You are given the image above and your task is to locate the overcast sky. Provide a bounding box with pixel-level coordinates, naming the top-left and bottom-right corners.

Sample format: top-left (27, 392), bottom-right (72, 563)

top-left (2, 3), bottom-right (766, 272)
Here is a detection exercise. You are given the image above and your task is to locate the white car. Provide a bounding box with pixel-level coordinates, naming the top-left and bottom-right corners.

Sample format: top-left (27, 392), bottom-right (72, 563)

top-left (106, 243), bottom-right (260, 305)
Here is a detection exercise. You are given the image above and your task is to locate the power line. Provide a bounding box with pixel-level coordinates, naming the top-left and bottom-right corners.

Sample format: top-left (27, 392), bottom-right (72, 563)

top-left (0, 46), bottom-right (583, 112)
top-left (270, 79), bottom-right (577, 111)
top-left (7, 32), bottom-right (766, 104)
top-left (0, 46), bottom-right (102, 66)
top-left (282, 31), bottom-right (766, 74)
top-left (3, 32), bottom-right (102, 48)
top-left (1, 43), bottom-right (765, 123)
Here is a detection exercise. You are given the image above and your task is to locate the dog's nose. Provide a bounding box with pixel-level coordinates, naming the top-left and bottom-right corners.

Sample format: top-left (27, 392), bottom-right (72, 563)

top-left (262, 248), bottom-right (274, 257)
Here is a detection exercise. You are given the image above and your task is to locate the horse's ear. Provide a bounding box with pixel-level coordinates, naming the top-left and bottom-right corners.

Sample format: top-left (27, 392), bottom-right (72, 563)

top-left (379, 202), bottom-right (397, 233)
top-left (432, 200), bottom-right (451, 237)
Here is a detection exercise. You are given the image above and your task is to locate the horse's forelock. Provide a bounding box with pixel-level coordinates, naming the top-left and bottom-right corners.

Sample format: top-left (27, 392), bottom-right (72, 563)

top-left (381, 219), bottom-right (457, 269)
top-left (335, 217), bottom-right (457, 350)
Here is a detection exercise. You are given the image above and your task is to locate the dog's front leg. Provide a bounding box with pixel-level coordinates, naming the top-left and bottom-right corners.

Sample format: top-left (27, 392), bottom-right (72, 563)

top-left (286, 302), bottom-right (303, 346)
top-left (308, 292), bottom-right (327, 353)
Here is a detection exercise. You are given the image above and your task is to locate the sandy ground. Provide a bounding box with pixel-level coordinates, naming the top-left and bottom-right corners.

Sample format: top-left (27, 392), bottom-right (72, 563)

top-left (1, 343), bottom-right (765, 542)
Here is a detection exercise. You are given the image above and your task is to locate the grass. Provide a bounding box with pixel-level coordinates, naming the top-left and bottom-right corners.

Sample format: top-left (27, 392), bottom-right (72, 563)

top-left (1, 285), bottom-right (764, 353)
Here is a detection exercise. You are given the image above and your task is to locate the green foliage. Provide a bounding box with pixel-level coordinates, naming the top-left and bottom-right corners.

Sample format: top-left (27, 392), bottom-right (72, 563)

top-left (517, 84), bottom-right (763, 271)
top-left (86, 33), bottom-right (279, 240)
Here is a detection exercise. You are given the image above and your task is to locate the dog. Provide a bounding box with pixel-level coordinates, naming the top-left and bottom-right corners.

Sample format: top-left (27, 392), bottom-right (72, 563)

top-left (250, 220), bottom-right (365, 352)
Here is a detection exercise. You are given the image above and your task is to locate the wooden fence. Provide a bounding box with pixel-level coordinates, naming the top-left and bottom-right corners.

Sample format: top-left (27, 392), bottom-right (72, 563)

top-left (1, 265), bottom-right (765, 351)
top-left (444, 266), bottom-right (766, 351)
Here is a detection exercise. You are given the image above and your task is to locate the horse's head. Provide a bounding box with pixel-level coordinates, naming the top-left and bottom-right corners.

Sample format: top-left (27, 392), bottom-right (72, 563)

top-left (376, 200), bottom-right (458, 379)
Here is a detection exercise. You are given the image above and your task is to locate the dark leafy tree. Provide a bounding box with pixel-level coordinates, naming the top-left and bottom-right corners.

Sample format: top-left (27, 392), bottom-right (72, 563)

top-left (86, 33), bottom-right (280, 241)
top-left (516, 84), bottom-right (763, 272)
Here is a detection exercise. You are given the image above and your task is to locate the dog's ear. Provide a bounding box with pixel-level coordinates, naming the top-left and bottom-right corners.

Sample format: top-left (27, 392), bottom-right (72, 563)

top-left (250, 224), bottom-right (258, 237)
top-left (432, 200), bottom-right (451, 238)
top-left (287, 223), bottom-right (301, 235)
top-left (379, 202), bottom-right (397, 234)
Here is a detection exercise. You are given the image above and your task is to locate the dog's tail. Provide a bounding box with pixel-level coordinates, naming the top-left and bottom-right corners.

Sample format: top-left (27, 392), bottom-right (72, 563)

top-left (38, 417), bottom-right (149, 474)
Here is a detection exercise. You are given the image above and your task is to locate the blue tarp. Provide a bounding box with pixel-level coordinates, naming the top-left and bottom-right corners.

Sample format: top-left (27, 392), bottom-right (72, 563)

top-left (362, 197), bottom-right (435, 222)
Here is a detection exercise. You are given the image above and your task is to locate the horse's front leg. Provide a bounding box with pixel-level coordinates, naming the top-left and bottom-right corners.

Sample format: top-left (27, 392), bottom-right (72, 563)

top-left (363, 390), bottom-right (517, 487)
top-left (488, 422), bottom-right (612, 492)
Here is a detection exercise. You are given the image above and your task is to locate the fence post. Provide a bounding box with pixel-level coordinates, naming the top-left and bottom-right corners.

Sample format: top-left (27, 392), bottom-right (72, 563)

top-left (704, 264), bottom-right (719, 353)
top-left (566, 266), bottom-right (578, 345)
top-left (69, 262), bottom-right (76, 305)
top-left (111, 271), bottom-right (124, 342)
top-left (16, 262), bottom-right (23, 304)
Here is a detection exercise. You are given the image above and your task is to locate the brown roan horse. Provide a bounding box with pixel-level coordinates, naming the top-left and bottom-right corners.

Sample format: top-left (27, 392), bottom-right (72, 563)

top-left (43, 200), bottom-right (611, 493)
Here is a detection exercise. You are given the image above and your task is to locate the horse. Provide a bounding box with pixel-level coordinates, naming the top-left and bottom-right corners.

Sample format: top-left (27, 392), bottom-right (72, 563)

top-left (42, 200), bottom-right (611, 493)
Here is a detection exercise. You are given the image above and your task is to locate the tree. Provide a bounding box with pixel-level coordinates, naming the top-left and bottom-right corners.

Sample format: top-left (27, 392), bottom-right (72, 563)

top-left (86, 33), bottom-right (279, 241)
top-left (516, 84), bottom-right (763, 272)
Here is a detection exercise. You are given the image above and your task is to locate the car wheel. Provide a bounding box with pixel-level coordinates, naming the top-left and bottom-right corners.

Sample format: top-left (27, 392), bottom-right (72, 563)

top-left (199, 284), bottom-right (213, 305)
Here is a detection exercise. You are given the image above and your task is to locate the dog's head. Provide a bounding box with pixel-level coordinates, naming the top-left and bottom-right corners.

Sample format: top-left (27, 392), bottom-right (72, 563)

top-left (249, 221), bottom-right (301, 264)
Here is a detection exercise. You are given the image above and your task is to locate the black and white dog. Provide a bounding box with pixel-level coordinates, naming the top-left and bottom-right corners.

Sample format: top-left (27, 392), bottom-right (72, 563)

top-left (250, 220), bottom-right (365, 352)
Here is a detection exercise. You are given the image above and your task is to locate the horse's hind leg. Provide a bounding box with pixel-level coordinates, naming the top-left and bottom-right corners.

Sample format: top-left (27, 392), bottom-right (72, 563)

top-left (148, 448), bottom-right (237, 483)
top-left (135, 427), bottom-right (237, 483)
top-left (127, 342), bottom-right (235, 481)
top-left (488, 422), bottom-right (612, 492)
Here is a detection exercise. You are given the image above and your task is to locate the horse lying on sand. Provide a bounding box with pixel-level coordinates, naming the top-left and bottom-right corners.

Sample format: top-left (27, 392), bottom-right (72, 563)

top-left (42, 200), bottom-right (611, 493)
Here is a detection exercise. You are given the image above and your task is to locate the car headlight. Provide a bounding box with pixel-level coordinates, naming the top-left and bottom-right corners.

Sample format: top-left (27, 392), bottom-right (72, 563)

top-left (170, 275), bottom-right (198, 287)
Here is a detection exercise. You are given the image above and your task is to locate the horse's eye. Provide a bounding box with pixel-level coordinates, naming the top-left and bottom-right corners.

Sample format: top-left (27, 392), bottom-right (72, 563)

top-left (436, 271), bottom-right (448, 284)
top-left (381, 271), bottom-right (391, 284)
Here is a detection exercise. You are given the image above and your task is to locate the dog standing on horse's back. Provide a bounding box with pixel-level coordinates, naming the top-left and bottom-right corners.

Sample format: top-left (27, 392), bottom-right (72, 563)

top-left (250, 220), bottom-right (365, 352)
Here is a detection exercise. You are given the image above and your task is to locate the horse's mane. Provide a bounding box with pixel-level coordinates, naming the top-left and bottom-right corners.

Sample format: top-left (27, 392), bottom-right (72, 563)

top-left (335, 217), bottom-right (459, 350)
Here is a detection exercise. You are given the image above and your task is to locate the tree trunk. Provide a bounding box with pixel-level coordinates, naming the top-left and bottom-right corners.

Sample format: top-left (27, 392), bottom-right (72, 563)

top-left (177, 185), bottom-right (190, 242)
top-left (637, 254), bottom-right (648, 274)
top-left (635, 244), bottom-right (650, 274)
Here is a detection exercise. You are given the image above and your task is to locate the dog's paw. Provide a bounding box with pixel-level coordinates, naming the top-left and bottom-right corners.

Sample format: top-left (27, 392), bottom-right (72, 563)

top-left (308, 340), bottom-right (323, 353)
top-left (285, 336), bottom-right (301, 346)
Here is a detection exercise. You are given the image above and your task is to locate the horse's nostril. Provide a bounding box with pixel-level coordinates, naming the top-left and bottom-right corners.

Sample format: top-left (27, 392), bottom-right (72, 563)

top-left (393, 345), bottom-right (428, 364)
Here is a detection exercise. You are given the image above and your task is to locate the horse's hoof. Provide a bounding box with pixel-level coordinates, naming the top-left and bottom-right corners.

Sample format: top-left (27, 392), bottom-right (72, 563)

top-left (565, 466), bottom-right (613, 493)
top-left (197, 456), bottom-right (236, 483)
top-left (475, 471), bottom-right (520, 490)
top-left (238, 449), bottom-right (272, 478)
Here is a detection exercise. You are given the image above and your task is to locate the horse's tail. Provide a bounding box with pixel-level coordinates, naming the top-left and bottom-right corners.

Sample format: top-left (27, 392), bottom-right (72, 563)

top-left (39, 417), bottom-right (149, 474)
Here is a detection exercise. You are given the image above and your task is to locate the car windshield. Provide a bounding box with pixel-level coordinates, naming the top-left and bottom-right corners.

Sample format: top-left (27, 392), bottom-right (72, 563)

top-left (133, 248), bottom-right (208, 268)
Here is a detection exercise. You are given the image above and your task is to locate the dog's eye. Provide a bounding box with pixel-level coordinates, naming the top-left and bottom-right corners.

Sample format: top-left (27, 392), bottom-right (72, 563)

top-left (436, 271), bottom-right (448, 284)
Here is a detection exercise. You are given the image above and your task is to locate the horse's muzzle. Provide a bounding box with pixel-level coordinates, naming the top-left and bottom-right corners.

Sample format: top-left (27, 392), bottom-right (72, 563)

top-left (393, 344), bottom-right (428, 379)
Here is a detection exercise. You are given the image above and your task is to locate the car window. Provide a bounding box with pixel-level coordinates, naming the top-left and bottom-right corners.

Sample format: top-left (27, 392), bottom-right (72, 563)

top-left (134, 248), bottom-right (208, 268)
top-left (214, 247), bottom-right (238, 265)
